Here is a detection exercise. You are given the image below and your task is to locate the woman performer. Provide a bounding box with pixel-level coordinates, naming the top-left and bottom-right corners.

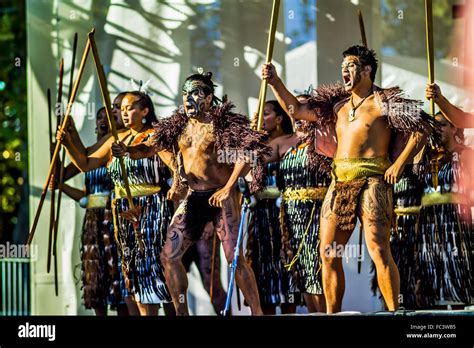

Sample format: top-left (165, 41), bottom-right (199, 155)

top-left (246, 100), bottom-right (294, 315)
top-left (57, 91), bottom-right (174, 316)
top-left (260, 95), bottom-right (331, 313)
top-left (417, 112), bottom-right (473, 309)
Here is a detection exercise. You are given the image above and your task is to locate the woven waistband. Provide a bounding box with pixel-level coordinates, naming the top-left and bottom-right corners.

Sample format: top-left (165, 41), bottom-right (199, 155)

top-left (86, 192), bottom-right (110, 209)
top-left (421, 192), bottom-right (468, 207)
top-left (255, 186), bottom-right (281, 200)
top-left (114, 184), bottom-right (161, 199)
top-left (394, 206), bottom-right (421, 216)
top-left (282, 187), bottom-right (328, 202)
top-left (332, 156), bottom-right (391, 182)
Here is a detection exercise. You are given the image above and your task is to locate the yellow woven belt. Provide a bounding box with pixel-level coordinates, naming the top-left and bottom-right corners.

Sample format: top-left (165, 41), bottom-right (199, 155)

top-left (421, 192), bottom-right (468, 207)
top-left (332, 156), bottom-right (391, 182)
top-left (86, 192), bottom-right (110, 209)
top-left (394, 206), bottom-right (421, 216)
top-left (282, 187), bottom-right (328, 202)
top-left (255, 186), bottom-right (281, 200)
top-left (114, 184), bottom-right (161, 199)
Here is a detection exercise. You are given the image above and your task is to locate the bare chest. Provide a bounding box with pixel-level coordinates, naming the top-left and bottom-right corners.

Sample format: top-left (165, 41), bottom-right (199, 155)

top-left (178, 121), bottom-right (216, 153)
top-left (336, 100), bottom-right (388, 137)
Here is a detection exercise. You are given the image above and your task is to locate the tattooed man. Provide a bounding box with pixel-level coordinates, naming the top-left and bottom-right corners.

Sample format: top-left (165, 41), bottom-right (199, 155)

top-left (261, 45), bottom-right (434, 313)
top-left (113, 72), bottom-right (269, 315)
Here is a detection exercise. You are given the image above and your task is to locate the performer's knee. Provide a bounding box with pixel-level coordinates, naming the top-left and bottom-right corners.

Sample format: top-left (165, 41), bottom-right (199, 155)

top-left (367, 243), bottom-right (391, 266)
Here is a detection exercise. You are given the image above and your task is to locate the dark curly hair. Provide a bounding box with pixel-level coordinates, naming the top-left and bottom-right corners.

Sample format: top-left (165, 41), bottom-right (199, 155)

top-left (124, 91), bottom-right (157, 126)
top-left (343, 45), bottom-right (378, 81)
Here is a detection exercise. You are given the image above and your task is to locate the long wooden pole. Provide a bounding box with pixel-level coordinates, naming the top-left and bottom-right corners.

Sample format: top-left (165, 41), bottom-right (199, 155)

top-left (358, 9), bottom-right (368, 48)
top-left (357, 9), bottom-right (368, 275)
top-left (256, 0), bottom-right (281, 131)
top-left (425, 0), bottom-right (435, 117)
top-left (88, 29), bottom-right (144, 254)
top-left (46, 88), bottom-right (54, 273)
top-left (27, 38), bottom-right (91, 246)
top-left (424, 0), bottom-right (439, 189)
top-left (53, 33), bottom-right (78, 261)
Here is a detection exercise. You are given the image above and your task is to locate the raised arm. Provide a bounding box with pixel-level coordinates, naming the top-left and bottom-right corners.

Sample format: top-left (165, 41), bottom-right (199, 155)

top-left (426, 83), bottom-right (474, 128)
top-left (262, 63), bottom-right (318, 122)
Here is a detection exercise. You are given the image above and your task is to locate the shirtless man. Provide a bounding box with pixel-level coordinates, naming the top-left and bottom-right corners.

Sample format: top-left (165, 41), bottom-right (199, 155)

top-left (261, 45), bottom-right (428, 313)
top-left (114, 73), bottom-right (267, 315)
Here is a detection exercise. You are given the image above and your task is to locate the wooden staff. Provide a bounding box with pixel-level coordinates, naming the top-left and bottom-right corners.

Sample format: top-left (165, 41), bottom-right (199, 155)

top-left (46, 88), bottom-right (55, 273)
top-left (358, 9), bottom-right (368, 48)
top-left (256, 0), bottom-right (281, 131)
top-left (424, 0), bottom-right (439, 189)
top-left (88, 29), bottom-right (144, 254)
top-left (47, 57), bottom-right (63, 285)
top-left (52, 33), bottom-right (78, 264)
top-left (356, 10), bottom-right (368, 274)
top-left (27, 37), bottom-right (91, 246)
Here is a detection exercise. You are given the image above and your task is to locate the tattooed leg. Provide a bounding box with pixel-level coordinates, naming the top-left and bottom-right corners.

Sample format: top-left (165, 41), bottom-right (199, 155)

top-left (194, 230), bottom-right (227, 314)
top-left (360, 177), bottom-right (400, 311)
top-left (215, 193), bottom-right (263, 315)
top-left (320, 180), bottom-right (354, 313)
top-left (160, 209), bottom-right (197, 316)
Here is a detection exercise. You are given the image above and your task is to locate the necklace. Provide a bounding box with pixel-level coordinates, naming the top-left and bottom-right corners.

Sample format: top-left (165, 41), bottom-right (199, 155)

top-left (348, 90), bottom-right (373, 122)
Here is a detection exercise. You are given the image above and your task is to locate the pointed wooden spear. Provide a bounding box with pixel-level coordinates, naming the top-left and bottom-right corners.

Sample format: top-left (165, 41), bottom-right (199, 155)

top-left (27, 37), bottom-right (91, 246)
top-left (88, 29), bottom-right (145, 254)
top-left (256, 0), bottom-right (281, 131)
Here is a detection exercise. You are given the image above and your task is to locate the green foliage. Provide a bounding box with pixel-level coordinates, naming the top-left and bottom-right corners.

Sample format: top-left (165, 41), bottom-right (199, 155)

top-left (381, 0), bottom-right (456, 59)
top-left (0, 0), bottom-right (27, 241)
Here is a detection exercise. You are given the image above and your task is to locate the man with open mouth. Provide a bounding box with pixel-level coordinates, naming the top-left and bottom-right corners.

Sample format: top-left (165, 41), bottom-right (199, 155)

top-left (116, 72), bottom-right (270, 315)
top-left (261, 45), bottom-right (436, 313)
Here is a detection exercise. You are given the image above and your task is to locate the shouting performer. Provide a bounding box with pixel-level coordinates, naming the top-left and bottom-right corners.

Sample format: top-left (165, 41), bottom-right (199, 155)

top-left (262, 45), bottom-right (432, 313)
top-left (118, 72), bottom-right (269, 315)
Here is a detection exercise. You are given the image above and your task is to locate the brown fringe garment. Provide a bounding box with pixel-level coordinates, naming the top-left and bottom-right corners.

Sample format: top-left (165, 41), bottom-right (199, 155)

top-left (81, 208), bottom-right (105, 309)
top-left (279, 202), bottom-right (299, 284)
top-left (333, 179), bottom-right (367, 232)
top-left (152, 97), bottom-right (271, 193)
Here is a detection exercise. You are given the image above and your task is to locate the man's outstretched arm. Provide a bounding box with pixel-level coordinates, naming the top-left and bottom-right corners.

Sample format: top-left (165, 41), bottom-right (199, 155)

top-left (262, 63), bottom-right (318, 122)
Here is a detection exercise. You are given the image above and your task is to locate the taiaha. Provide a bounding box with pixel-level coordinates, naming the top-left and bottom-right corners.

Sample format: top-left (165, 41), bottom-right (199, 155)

top-left (27, 36), bottom-right (91, 246)
top-left (256, 0), bottom-right (280, 131)
top-left (52, 33), bottom-right (78, 270)
top-left (358, 9), bottom-right (368, 48)
top-left (46, 88), bottom-right (55, 275)
top-left (88, 29), bottom-right (145, 254)
top-left (424, 0), bottom-right (439, 189)
top-left (356, 9), bottom-right (367, 274)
